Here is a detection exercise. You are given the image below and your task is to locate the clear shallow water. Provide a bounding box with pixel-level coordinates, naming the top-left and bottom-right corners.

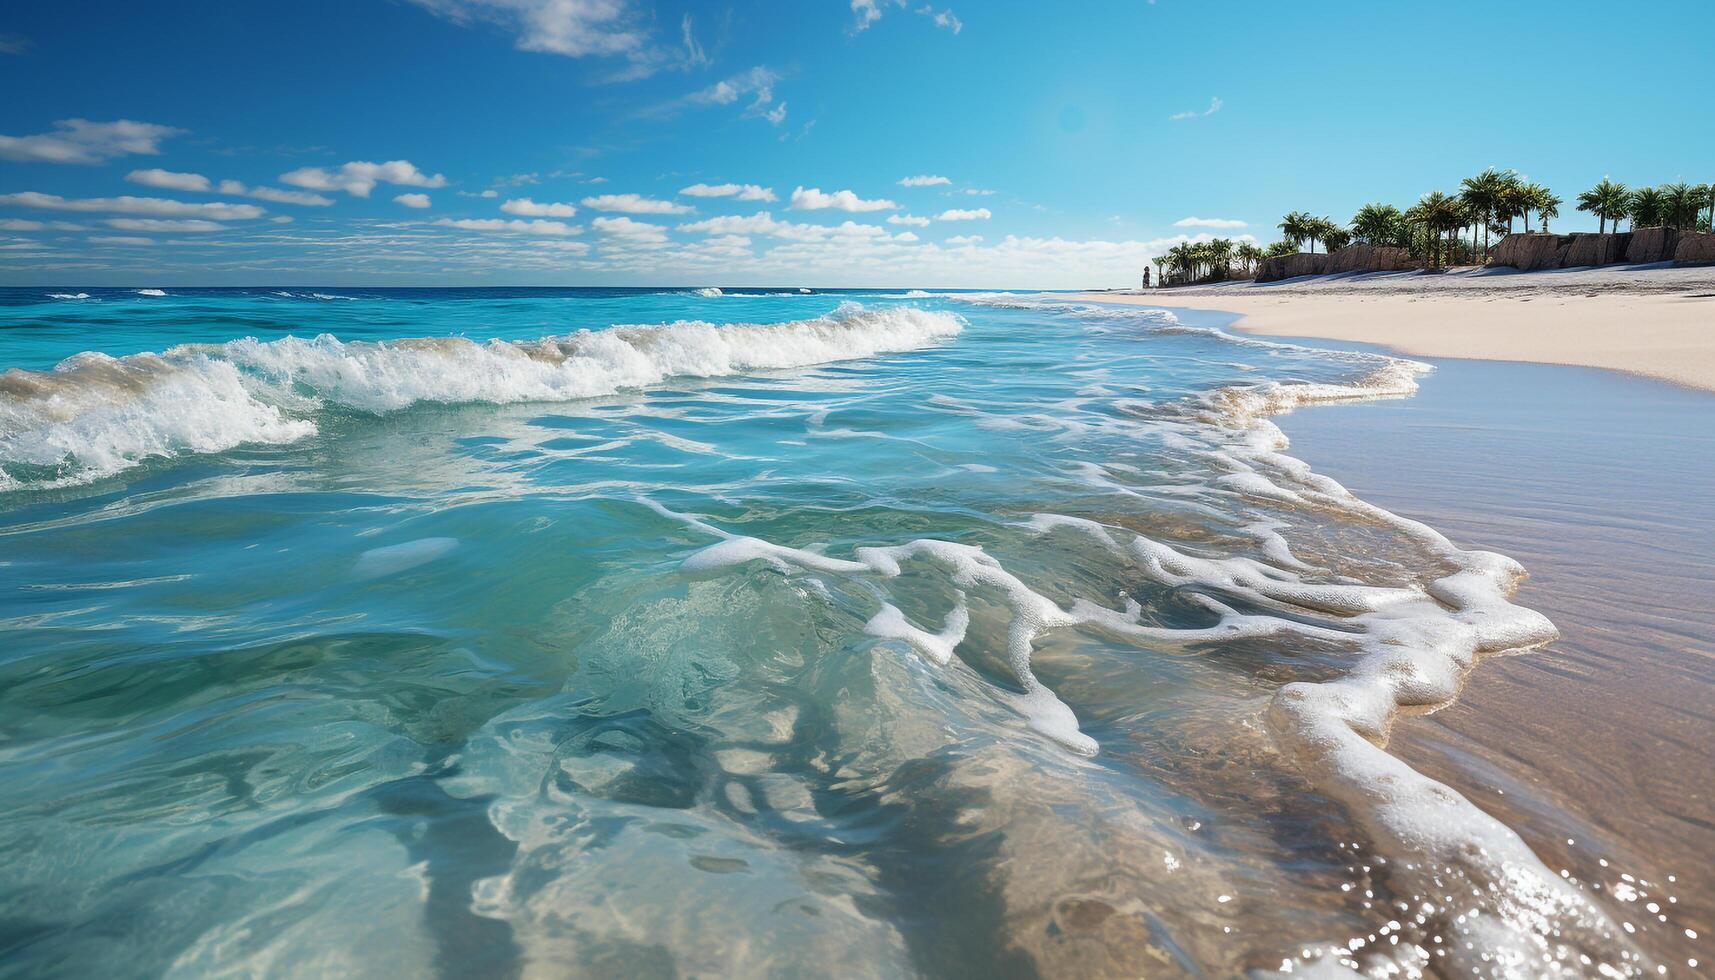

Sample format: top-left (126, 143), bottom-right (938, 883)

top-left (0, 288), bottom-right (1658, 976)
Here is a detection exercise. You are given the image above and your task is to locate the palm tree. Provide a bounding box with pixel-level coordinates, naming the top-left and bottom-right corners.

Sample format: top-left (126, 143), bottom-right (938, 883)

top-left (1264, 240), bottom-right (1296, 258)
top-left (1460, 168), bottom-right (1508, 255)
top-left (1406, 191), bottom-right (1461, 268)
top-left (1660, 183), bottom-right (1700, 230)
top-left (1535, 188), bottom-right (1562, 232)
top-left (1351, 203), bottom-right (1405, 246)
top-left (1629, 187), bottom-right (1667, 228)
top-left (1304, 215), bottom-right (1334, 254)
top-left (1518, 182), bottom-right (1553, 232)
top-left (1236, 242), bottom-right (1264, 275)
top-left (1498, 174), bottom-right (1530, 235)
top-left (1577, 178), bottom-right (1629, 234)
top-left (1205, 238), bottom-right (1235, 279)
top-left (1322, 224), bottom-right (1351, 252)
top-left (1278, 212), bottom-right (1310, 252)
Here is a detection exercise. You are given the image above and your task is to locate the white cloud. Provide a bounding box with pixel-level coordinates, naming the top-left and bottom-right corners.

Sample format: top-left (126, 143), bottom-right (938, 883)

top-left (280, 160), bottom-right (447, 197)
top-left (394, 193), bottom-right (432, 208)
top-left (126, 168), bottom-right (211, 192)
top-left (406, 0), bottom-right (687, 76)
top-left (893, 231), bottom-right (920, 242)
top-left (271, 215), bottom-right (295, 224)
top-left (501, 197), bottom-right (577, 217)
top-left (677, 210), bottom-right (889, 242)
top-left (481, 189), bottom-right (499, 198)
top-left (936, 207), bottom-right (990, 221)
top-left (1174, 216), bottom-right (1247, 229)
top-left (104, 218), bottom-right (227, 232)
top-left (592, 215), bottom-right (667, 241)
top-left (0, 118), bottom-right (181, 164)
top-left (0, 191), bottom-right (265, 220)
top-left (946, 234), bottom-right (983, 244)
top-left (764, 102), bottom-right (788, 126)
top-left (120, 172), bottom-right (333, 207)
top-left (89, 235), bottom-right (154, 245)
top-left (898, 175), bottom-right (951, 187)
top-left (790, 186), bottom-right (897, 212)
top-left (680, 182), bottom-right (776, 202)
top-left (1169, 96), bottom-right (1222, 121)
top-left (887, 214), bottom-right (930, 226)
top-left (581, 193), bottom-right (690, 214)
top-left (963, 188), bottom-right (995, 196)
top-left (433, 217), bottom-right (580, 236)
top-left (235, 184), bottom-right (335, 206)
top-left (0, 218), bottom-right (86, 231)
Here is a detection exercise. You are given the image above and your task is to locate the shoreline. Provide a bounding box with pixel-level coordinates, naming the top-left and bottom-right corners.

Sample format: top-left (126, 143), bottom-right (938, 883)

top-left (1065, 264), bottom-right (1715, 392)
top-left (1266, 352), bottom-right (1714, 971)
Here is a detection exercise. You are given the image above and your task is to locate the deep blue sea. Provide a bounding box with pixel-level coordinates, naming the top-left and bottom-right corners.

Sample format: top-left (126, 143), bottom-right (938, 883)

top-left (0, 286), bottom-right (1649, 976)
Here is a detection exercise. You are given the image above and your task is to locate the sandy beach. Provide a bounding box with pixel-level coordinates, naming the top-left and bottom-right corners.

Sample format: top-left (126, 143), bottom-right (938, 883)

top-left (1068, 264), bottom-right (1715, 391)
top-left (1271, 354), bottom-right (1715, 974)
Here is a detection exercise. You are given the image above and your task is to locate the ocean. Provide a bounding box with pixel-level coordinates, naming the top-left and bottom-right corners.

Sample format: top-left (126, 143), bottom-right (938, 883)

top-left (0, 287), bottom-right (1651, 976)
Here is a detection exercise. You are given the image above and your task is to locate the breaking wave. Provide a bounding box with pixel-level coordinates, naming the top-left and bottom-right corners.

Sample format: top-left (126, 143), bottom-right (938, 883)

top-left (0, 304), bottom-right (963, 488)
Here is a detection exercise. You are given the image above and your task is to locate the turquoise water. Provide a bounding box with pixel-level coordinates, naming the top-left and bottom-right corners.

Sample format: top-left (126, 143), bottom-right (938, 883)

top-left (0, 289), bottom-right (1647, 976)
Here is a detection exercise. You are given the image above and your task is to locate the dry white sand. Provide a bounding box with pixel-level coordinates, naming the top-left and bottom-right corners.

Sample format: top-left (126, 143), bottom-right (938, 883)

top-left (1067, 265), bottom-right (1715, 392)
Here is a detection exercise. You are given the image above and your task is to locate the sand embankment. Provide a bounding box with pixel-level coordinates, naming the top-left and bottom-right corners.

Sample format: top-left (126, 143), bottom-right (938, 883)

top-left (1070, 265), bottom-right (1715, 391)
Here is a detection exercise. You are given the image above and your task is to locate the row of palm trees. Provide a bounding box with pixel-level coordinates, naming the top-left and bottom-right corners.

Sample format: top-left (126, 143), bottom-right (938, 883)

top-left (1575, 178), bottom-right (1711, 235)
top-left (1156, 170), bottom-right (1714, 284)
top-left (1153, 238), bottom-right (1267, 284)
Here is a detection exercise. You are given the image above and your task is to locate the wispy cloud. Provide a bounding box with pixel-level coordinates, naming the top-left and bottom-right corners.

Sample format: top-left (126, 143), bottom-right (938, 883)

top-left (1169, 97), bottom-right (1222, 121)
top-left (105, 218), bottom-right (228, 232)
top-left (887, 214), bottom-right (931, 226)
top-left (936, 207), bottom-right (990, 221)
top-left (1173, 216), bottom-right (1246, 228)
top-left (124, 169), bottom-right (334, 206)
top-left (0, 119), bottom-right (182, 165)
top-left (0, 191), bottom-right (265, 220)
top-left (432, 217), bottom-right (581, 236)
top-left (394, 193), bottom-right (433, 208)
top-left (853, 1), bottom-right (963, 35)
top-left (672, 66), bottom-right (788, 126)
top-left (898, 175), bottom-right (951, 187)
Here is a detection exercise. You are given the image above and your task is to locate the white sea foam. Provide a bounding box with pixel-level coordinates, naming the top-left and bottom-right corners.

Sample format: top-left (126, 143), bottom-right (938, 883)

top-left (0, 304), bottom-right (963, 488)
top-left (691, 287), bottom-right (723, 297)
top-left (47, 292), bottom-right (93, 300)
top-left (1005, 317), bottom-right (1639, 974)
top-left (135, 288), bottom-right (167, 297)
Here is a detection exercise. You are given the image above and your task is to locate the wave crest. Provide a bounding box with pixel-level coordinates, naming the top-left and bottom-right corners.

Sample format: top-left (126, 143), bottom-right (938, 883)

top-left (0, 304), bottom-right (963, 488)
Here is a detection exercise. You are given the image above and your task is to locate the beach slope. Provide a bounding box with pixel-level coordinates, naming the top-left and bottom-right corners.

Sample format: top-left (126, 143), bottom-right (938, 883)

top-left (1069, 265), bottom-right (1715, 391)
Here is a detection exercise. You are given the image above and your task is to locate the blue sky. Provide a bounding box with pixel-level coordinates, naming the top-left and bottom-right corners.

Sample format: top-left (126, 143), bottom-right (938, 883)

top-left (3, 0), bottom-right (1712, 287)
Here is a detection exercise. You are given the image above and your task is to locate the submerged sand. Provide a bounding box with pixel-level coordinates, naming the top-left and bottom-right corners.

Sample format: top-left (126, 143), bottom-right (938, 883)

top-left (1067, 264), bottom-right (1715, 391)
top-left (1272, 356), bottom-right (1714, 974)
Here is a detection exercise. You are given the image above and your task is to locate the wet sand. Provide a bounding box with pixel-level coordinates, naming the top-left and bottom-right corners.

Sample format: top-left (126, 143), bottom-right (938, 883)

top-left (1066, 264), bottom-right (1715, 391)
top-left (1168, 307), bottom-right (1715, 973)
